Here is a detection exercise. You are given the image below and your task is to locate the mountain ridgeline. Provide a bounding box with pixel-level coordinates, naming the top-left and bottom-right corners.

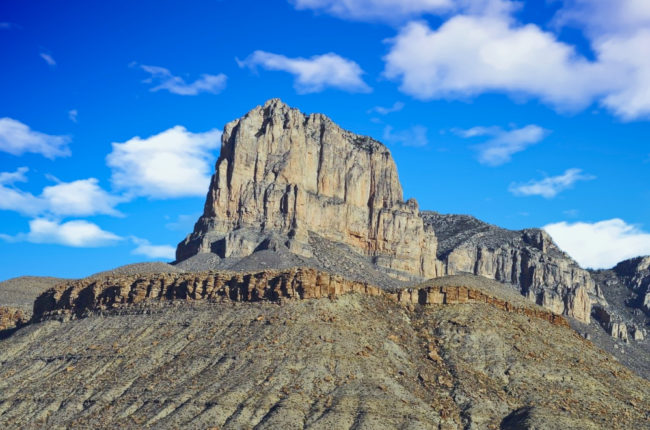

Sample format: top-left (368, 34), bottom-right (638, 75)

top-left (1, 99), bottom-right (649, 429)
top-left (177, 99), bottom-right (594, 323)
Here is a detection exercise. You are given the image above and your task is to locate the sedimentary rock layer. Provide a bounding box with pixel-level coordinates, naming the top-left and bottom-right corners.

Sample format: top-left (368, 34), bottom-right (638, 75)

top-left (422, 212), bottom-right (594, 323)
top-left (176, 99), bottom-right (439, 278)
top-left (0, 306), bottom-right (27, 331)
top-left (32, 268), bottom-right (568, 327)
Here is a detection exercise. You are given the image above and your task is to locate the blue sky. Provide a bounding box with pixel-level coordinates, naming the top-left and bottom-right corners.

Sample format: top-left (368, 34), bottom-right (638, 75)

top-left (1, 0), bottom-right (649, 280)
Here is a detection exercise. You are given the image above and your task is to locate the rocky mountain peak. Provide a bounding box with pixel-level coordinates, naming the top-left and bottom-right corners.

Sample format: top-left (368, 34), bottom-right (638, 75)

top-left (175, 100), bottom-right (599, 323)
top-left (177, 99), bottom-right (439, 279)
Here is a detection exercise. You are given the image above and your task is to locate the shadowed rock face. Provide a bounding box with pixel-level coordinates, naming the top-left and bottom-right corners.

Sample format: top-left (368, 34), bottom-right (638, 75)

top-left (176, 99), bottom-right (439, 279)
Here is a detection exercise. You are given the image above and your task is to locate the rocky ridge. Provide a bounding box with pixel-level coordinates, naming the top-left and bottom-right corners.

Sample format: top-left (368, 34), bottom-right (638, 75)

top-left (422, 212), bottom-right (595, 323)
top-left (175, 100), bottom-right (596, 324)
top-left (177, 99), bottom-right (440, 280)
top-left (32, 269), bottom-right (568, 328)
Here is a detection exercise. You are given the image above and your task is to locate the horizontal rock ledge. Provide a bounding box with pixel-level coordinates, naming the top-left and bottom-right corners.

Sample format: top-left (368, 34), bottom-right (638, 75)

top-left (32, 268), bottom-right (569, 328)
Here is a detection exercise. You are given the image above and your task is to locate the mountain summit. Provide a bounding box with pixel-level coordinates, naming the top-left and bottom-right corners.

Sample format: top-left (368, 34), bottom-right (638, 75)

top-left (176, 99), bottom-right (593, 322)
top-left (176, 99), bottom-right (439, 279)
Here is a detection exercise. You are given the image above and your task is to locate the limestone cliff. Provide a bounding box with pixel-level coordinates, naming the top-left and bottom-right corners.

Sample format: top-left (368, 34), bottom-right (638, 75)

top-left (422, 212), bottom-right (594, 323)
top-left (176, 100), bottom-right (595, 323)
top-left (177, 99), bottom-right (439, 278)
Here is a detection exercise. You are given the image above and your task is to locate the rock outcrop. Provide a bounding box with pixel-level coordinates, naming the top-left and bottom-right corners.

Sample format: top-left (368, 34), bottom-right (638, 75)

top-left (0, 306), bottom-right (27, 331)
top-left (422, 212), bottom-right (595, 322)
top-left (177, 99), bottom-right (439, 279)
top-left (590, 256), bottom-right (650, 338)
top-left (32, 269), bottom-right (568, 327)
top-left (175, 100), bottom-right (594, 323)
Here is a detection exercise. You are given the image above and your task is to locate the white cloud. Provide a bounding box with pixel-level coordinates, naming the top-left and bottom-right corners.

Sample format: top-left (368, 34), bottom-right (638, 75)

top-left (20, 218), bottom-right (122, 247)
top-left (68, 109), bottom-right (78, 123)
top-left (384, 18), bottom-right (607, 109)
top-left (383, 125), bottom-right (428, 147)
top-left (544, 219), bottom-right (650, 269)
top-left (0, 178), bottom-right (43, 216)
top-left (554, 0), bottom-right (650, 37)
top-left (0, 118), bottom-right (71, 158)
top-left (131, 237), bottom-right (175, 260)
top-left (140, 65), bottom-right (227, 95)
top-left (383, 11), bottom-right (650, 120)
top-left (41, 178), bottom-right (123, 217)
top-left (290, 0), bottom-right (515, 22)
top-left (39, 53), bottom-right (56, 66)
top-left (0, 167), bottom-right (29, 185)
top-left (106, 126), bottom-right (222, 199)
top-left (368, 101), bottom-right (404, 115)
top-left (509, 168), bottom-right (594, 198)
top-left (0, 172), bottom-right (121, 217)
top-left (455, 124), bottom-right (547, 165)
top-left (595, 30), bottom-right (650, 120)
top-left (238, 51), bottom-right (371, 94)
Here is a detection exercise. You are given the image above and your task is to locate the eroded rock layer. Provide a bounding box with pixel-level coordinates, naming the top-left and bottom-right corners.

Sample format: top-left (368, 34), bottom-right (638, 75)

top-left (176, 99), bottom-right (439, 278)
top-left (423, 212), bottom-right (595, 323)
top-left (0, 306), bottom-right (27, 331)
top-left (33, 269), bottom-right (568, 327)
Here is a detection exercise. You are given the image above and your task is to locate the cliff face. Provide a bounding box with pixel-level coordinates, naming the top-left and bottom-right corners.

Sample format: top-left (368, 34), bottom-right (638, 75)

top-left (177, 99), bottom-right (439, 278)
top-left (422, 213), bottom-right (594, 323)
top-left (175, 100), bottom-right (595, 323)
top-left (32, 269), bottom-right (568, 328)
top-left (589, 256), bottom-right (650, 339)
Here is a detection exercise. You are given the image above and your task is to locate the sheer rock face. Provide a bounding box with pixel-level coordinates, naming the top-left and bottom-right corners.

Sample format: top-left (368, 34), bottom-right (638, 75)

top-left (422, 212), bottom-right (594, 323)
top-left (590, 255), bottom-right (650, 340)
top-left (176, 99), bottom-right (439, 278)
top-left (175, 99), bottom-right (594, 323)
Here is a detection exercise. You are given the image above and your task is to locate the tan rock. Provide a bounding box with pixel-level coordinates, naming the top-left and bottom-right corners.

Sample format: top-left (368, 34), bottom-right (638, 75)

top-left (177, 99), bottom-right (439, 279)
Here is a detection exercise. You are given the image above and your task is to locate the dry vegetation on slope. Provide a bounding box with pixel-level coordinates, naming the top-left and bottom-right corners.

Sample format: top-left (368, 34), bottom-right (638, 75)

top-left (0, 277), bottom-right (648, 429)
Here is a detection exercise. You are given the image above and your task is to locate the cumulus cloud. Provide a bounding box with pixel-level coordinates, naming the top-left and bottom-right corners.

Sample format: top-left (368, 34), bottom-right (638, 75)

top-left (131, 237), bottom-right (175, 260)
top-left (140, 65), bottom-right (227, 95)
top-left (68, 109), bottom-right (78, 123)
top-left (106, 126), bottom-right (222, 199)
top-left (0, 118), bottom-right (71, 158)
top-left (384, 19), bottom-right (607, 109)
top-left (594, 30), bottom-right (650, 120)
top-left (238, 51), bottom-right (371, 94)
top-left (509, 168), bottom-right (594, 198)
top-left (0, 171), bottom-right (122, 217)
top-left (454, 124), bottom-right (547, 165)
top-left (39, 52), bottom-right (56, 66)
top-left (383, 125), bottom-right (428, 147)
top-left (4, 218), bottom-right (123, 247)
top-left (544, 219), bottom-right (650, 269)
top-left (41, 178), bottom-right (123, 217)
top-left (383, 11), bottom-right (650, 120)
top-left (290, 0), bottom-right (515, 22)
top-left (368, 101), bottom-right (405, 115)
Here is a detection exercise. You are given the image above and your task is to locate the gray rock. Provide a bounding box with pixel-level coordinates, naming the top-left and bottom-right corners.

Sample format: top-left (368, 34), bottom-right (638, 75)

top-left (421, 212), bottom-right (594, 322)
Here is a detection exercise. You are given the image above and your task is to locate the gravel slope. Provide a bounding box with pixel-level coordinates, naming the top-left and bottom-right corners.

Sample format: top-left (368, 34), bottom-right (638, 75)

top-left (0, 294), bottom-right (647, 429)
